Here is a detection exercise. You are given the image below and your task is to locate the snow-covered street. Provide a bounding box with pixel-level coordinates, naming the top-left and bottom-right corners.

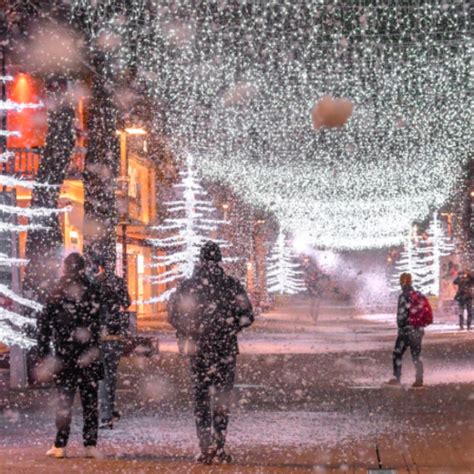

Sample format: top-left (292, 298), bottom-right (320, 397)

top-left (1, 298), bottom-right (473, 472)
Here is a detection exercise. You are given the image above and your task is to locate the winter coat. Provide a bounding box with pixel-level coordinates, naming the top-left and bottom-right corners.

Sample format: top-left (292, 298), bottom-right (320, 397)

top-left (96, 272), bottom-right (131, 336)
top-left (37, 274), bottom-right (104, 383)
top-left (168, 262), bottom-right (254, 360)
top-left (396, 285), bottom-right (414, 330)
top-left (453, 274), bottom-right (474, 303)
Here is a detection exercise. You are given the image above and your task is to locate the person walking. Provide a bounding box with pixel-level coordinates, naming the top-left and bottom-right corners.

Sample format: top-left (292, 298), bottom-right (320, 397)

top-left (36, 253), bottom-right (104, 459)
top-left (168, 241), bottom-right (254, 465)
top-left (93, 257), bottom-right (131, 429)
top-left (453, 269), bottom-right (473, 330)
top-left (304, 264), bottom-right (325, 323)
top-left (386, 272), bottom-right (432, 388)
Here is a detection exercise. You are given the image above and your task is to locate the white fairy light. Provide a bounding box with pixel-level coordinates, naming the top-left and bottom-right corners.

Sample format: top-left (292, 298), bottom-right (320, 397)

top-left (0, 284), bottom-right (43, 312)
top-left (0, 203), bottom-right (70, 217)
top-left (0, 74), bottom-right (51, 348)
top-left (0, 130), bottom-right (20, 137)
top-left (267, 230), bottom-right (306, 295)
top-left (135, 2), bottom-right (471, 250)
top-left (0, 99), bottom-right (44, 112)
top-left (0, 253), bottom-right (28, 267)
top-left (0, 175), bottom-right (56, 189)
top-left (417, 212), bottom-right (455, 296)
top-left (143, 153), bottom-right (231, 303)
top-left (69, 2), bottom-right (472, 249)
top-left (390, 227), bottom-right (423, 292)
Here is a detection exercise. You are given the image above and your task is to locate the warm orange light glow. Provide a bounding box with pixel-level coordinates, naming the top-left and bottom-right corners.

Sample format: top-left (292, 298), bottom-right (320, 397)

top-left (124, 127), bottom-right (147, 135)
top-left (7, 73), bottom-right (47, 148)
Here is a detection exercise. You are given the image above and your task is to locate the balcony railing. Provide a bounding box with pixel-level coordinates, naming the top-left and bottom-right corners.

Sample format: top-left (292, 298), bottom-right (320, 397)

top-left (0, 147), bottom-right (86, 180)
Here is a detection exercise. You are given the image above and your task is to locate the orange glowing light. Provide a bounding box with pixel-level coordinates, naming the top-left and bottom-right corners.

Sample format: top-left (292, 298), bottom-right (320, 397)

top-left (7, 73), bottom-right (47, 148)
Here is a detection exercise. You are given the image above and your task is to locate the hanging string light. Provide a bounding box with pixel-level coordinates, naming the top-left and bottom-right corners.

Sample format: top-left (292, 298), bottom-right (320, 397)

top-left (69, 1), bottom-right (472, 249)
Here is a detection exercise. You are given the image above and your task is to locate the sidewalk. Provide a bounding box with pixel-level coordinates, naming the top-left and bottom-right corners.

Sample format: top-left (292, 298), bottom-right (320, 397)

top-left (0, 298), bottom-right (473, 472)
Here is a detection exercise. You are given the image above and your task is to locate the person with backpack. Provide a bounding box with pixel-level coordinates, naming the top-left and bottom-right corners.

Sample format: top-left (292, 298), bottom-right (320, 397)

top-left (36, 253), bottom-right (105, 459)
top-left (387, 272), bottom-right (433, 388)
top-left (168, 241), bottom-right (254, 465)
top-left (92, 256), bottom-right (131, 429)
top-left (453, 269), bottom-right (473, 330)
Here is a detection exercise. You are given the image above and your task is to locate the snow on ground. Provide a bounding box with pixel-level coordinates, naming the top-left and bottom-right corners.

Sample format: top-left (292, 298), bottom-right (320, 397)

top-left (357, 312), bottom-right (465, 333)
top-left (0, 409), bottom-right (418, 455)
top-left (158, 305), bottom-right (470, 355)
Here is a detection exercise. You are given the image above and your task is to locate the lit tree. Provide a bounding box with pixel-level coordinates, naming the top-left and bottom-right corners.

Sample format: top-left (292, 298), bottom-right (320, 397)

top-left (0, 74), bottom-right (64, 348)
top-left (145, 153), bottom-right (230, 303)
top-left (417, 212), bottom-right (455, 296)
top-left (390, 226), bottom-right (423, 291)
top-left (267, 230), bottom-right (305, 295)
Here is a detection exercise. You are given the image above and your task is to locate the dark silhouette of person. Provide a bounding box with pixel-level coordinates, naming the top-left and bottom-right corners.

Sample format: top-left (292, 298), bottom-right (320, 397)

top-left (168, 241), bottom-right (254, 464)
top-left (37, 253), bottom-right (104, 459)
top-left (387, 272), bottom-right (424, 388)
top-left (91, 256), bottom-right (131, 429)
top-left (453, 269), bottom-right (473, 330)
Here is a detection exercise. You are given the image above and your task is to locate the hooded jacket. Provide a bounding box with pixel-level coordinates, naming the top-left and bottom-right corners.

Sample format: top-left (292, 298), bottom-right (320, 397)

top-left (37, 273), bottom-right (104, 382)
top-left (168, 262), bottom-right (254, 358)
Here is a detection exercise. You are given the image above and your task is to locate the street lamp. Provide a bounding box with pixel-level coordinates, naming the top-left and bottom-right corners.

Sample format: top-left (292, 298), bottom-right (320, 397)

top-left (116, 127), bottom-right (147, 281)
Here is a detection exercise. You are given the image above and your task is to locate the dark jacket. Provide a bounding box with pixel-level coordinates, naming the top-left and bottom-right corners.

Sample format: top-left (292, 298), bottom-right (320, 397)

top-left (37, 273), bottom-right (104, 382)
top-left (453, 274), bottom-right (474, 303)
top-left (96, 271), bottom-right (131, 336)
top-left (168, 262), bottom-right (254, 359)
top-left (396, 285), bottom-right (414, 330)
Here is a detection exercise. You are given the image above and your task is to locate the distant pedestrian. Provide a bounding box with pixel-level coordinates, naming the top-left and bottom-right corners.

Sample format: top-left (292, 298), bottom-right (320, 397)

top-left (36, 253), bottom-right (104, 459)
top-left (92, 257), bottom-right (131, 429)
top-left (453, 269), bottom-right (473, 330)
top-left (386, 272), bottom-right (433, 388)
top-left (168, 241), bottom-right (254, 465)
top-left (306, 270), bottom-right (321, 322)
top-left (304, 260), bottom-right (324, 323)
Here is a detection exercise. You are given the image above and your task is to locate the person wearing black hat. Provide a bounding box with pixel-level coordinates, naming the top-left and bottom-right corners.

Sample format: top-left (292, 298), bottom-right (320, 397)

top-left (168, 241), bottom-right (254, 464)
top-left (36, 253), bottom-right (105, 459)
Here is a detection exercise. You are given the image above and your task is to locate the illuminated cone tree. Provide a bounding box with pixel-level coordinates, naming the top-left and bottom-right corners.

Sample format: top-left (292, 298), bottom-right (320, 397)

top-left (390, 226), bottom-right (424, 292)
top-left (0, 74), bottom-right (65, 348)
top-left (146, 154), bottom-right (230, 303)
top-left (267, 230), bottom-right (305, 295)
top-left (417, 212), bottom-right (455, 296)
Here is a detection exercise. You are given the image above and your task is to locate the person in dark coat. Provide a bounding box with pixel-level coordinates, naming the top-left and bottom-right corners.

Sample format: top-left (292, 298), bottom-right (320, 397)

top-left (453, 270), bottom-right (473, 330)
top-left (36, 253), bottom-right (104, 459)
top-left (92, 257), bottom-right (131, 429)
top-left (168, 241), bottom-right (254, 464)
top-left (304, 261), bottom-right (325, 323)
top-left (386, 272), bottom-right (424, 388)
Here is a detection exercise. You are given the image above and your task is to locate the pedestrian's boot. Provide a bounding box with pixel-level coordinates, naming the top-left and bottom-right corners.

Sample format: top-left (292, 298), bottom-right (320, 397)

top-left (46, 446), bottom-right (66, 459)
top-left (412, 380), bottom-right (424, 388)
top-left (195, 447), bottom-right (216, 465)
top-left (385, 378), bottom-right (401, 386)
top-left (214, 447), bottom-right (233, 464)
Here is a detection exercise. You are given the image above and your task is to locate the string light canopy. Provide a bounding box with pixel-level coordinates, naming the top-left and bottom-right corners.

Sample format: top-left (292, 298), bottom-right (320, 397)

top-left (70, 1), bottom-right (473, 249)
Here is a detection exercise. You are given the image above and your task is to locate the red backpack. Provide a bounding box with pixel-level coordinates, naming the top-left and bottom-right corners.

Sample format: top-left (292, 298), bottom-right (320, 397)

top-left (408, 290), bottom-right (433, 327)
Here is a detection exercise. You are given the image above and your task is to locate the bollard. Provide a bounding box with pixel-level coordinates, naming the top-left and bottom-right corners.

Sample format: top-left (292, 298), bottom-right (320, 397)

top-left (9, 344), bottom-right (28, 390)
